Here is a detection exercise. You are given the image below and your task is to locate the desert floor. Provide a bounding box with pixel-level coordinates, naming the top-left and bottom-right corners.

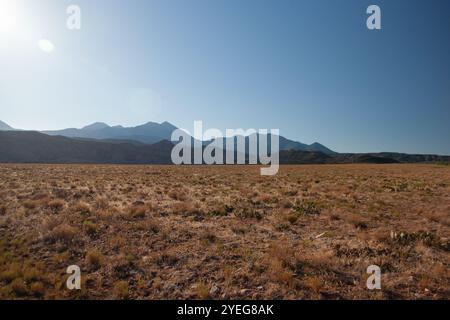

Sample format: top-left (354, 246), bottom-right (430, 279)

top-left (0, 164), bottom-right (449, 299)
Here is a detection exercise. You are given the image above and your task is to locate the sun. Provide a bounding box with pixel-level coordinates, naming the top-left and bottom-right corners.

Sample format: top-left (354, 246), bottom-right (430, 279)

top-left (0, 0), bottom-right (20, 36)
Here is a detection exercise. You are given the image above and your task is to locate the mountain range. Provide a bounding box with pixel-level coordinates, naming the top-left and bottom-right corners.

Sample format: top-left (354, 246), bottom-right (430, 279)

top-left (0, 120), bottom-right (449, 164)
top-left (3, 120), bottom-right (336, 154)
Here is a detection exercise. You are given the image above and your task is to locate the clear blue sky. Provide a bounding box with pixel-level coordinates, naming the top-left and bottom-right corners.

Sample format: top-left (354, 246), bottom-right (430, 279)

top-left (0, 0), bottom-right (449, 154)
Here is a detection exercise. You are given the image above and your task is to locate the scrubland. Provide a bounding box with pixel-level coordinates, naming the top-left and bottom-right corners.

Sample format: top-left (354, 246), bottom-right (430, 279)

top-left (0, 164), bottom-right (448, 299)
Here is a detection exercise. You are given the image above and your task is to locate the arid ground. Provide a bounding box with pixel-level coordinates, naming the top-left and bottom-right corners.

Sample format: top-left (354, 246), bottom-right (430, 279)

top-left (0, 164), bottom-right (448, 300)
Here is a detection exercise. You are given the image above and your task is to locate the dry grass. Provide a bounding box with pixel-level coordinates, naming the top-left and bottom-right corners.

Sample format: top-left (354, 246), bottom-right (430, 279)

top-left (0, 164), bottom-right (448, 299)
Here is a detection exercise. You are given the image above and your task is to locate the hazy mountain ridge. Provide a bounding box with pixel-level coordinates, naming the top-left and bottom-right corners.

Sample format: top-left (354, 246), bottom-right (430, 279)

top-left (1, 130), bottom-right (449, 165)
top-left (42, 121), bottom-right (179, 145)
top-left (39, 120), bottom-right (336, 154)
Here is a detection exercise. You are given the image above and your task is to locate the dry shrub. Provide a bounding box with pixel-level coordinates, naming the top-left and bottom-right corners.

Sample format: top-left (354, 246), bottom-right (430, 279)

top-left (293, 200), bottom-right (321, 216)
top-left (114, 280), bottom-right (129, 299)
top-left (235, 208), bottom-right (263, 220)
top-left (265, 241), bottom-right (297, 286)
top-left (329, 213), bottom-right (341, 221)
top-left (171, 201), bottom-right (199, 215)
top-left (304, 276), bottom-right (323, 295)
top-left (0, 262), bottom-right (21, 283)
top-left (280, 199), bottom-right (293, 209)
top-left (73, 202), bottom-right (91, 215)
top-left (83, 220), bottom-right (98, 236)
top-left (22, 200), bottom-right (37, 210)
top-left (22, 266), bottom-right (40, 282)
top-left (168, 190), bottom-right (188, 201)
top-left (86, 249), bottom-right (103, 269)
top-left (98, 207), bottom-right (120, 220)
top-left (136, 220), bottom-right (160, 233)
top-left (347, 214), bottom-right (368, 229)
top-left (10, 278), bottom-right (28, 297)
top-left (154, 250), bottom-right (179, 267)
top-left (390, 230), bottom-right (441, 248)
top-left (128, 205), bottom-right (147, 219)
top-left (258, 194), bottom-right (277, 204)
top-left (209, 203), bottom-right (233, 216)
top-left (429, 263), bottom-right (447, 280)
top-left (30, 282), bottom-right (45, 297)
top-left (47, 199), bottom-right (66, 213)
top-left (200, 230), bottom-right (217, 244)
top-left (195, 282), bottom-right (210, 300)
top-left (95, 196), bottom-right (109, 210)
top-left (151, 277), bottom-right (162, 290)
top-left (0, 205), bottom-right (6, 216)
top-left (48, 224), bottom-right (78, 243)
top-left (286, 213), bottom-right (299, 224)
top-left (267, 258), bottom-right (294, 286)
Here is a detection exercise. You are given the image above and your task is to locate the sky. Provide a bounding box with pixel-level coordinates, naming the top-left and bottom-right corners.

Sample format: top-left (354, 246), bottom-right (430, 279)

top-left (0, 0), bottom-right (449, 154)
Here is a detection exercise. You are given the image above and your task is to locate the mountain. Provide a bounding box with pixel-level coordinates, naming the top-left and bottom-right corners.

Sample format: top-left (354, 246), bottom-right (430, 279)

top-left (0, 120), bottom-right (14, 131)
top-left (278, 136), bottom-right (335, 155)
top-left (41, 121), bottom-right (336, 154)
top-left (0, 131), bottom-right (173, 164)
top-left (1, 131), bottom-right (449, 164)
top-left (81, 122), bottom-right (110, 131)
top-left (43, 121), bottom-right (179, 145)
top-left (200, 133), bottom-right (336, 155)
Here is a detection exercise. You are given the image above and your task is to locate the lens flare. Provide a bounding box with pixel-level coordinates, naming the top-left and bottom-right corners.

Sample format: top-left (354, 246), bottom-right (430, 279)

top-left (38, 39), bottom-right (55, 53)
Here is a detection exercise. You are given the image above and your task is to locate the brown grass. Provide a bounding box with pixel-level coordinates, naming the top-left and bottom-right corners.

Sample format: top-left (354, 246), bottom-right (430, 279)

top-left (0, 163), bottom-right (448, 300)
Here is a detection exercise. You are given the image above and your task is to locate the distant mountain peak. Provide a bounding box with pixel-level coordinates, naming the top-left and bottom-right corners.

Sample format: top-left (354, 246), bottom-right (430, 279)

top-left (143, 121), bottom-right (159, 126)
top-left (0, 120), bottom-right (14, 131)
top-left (82, 122), bottom-right (110, 131)
top-left (160, 121), bottom-right (177, 129)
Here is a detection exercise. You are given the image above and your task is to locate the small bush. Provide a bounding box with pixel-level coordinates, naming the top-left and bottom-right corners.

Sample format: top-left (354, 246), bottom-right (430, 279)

top-left (286, 213), bottom-right (299, 224)
top-left (129, 205), bottom-right (147, 219)
top-left (73, 202), bottom-right (91, 215)
top-left (347, 215), bottom-right (368, 229)
top-left (155, 252), bottom-right (179, 267)
top-left (114, 281), bottom-right (129, 299)
top-left (86, 249), bottom-right (103, 269)
top-left (30, 282), bottom-right (45, 297)
top-left (23, 266), bottom-right (40, 282)
top-left (235, 208), bottom-right (263, 220)
top-left (47, 199), bottom-right (65, 213)
top-left (195, 282), bottom-right (210, 300)
top-left (10, 278), bottom-right (28, 297)
top-left (168, 190), bottom-right (187, 201)
top-left (0, 262), bottom-right (21, 283)
top-left (209, 204), bottom-right (233, 216)
top-left (83, 220), bottom-right (98, 236)
top-left (22, 200), bottom-right (37, 210)
top-left (49, 224), bottom-right (78, 243)
top-left (293, 200), bottom-right (321, 216)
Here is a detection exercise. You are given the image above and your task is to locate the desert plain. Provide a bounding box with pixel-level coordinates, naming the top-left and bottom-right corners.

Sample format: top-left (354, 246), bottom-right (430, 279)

top-left (0, 164), bottom-right (448, 299)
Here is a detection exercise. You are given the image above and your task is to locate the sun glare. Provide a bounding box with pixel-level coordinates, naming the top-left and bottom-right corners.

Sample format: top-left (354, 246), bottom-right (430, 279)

top-left (0, 0), bottom-right (20, 35)
top-left (38, 39), bottom-right (55, 53)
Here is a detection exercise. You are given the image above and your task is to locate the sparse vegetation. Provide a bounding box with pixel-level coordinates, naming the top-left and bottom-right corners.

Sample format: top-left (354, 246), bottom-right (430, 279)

top-left (86, 249), bottom-right (103, 269)
top-left (114, 280), bottom-right (129, 299)
top-left (0, 164), bottom-right (448, 299)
